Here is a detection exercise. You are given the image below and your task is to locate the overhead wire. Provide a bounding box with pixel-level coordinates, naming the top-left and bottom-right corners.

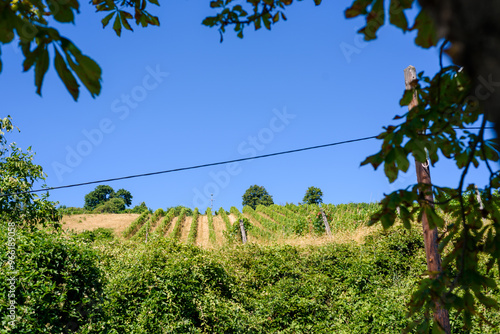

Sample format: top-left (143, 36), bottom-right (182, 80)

top-left (0, 126), bottom-right (495, 198)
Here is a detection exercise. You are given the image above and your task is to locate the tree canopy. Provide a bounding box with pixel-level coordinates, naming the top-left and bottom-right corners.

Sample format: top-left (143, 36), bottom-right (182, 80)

top-left (0, 116), bottom-right (59, 229)
top-left (242, 185), bottom-right (274, 210)
top-left (84, 185), bottom-right (132, 211)
top-left (303, 186), bottom-right (323, 205)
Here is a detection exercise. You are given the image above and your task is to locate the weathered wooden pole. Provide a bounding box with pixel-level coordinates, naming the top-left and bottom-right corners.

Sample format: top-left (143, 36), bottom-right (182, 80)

top-left (320, 208), bottom-right (332, 236)
top-left (239, 219), bottom-right (247, 244)
top-left (404, 65), bottom-right (451, 333)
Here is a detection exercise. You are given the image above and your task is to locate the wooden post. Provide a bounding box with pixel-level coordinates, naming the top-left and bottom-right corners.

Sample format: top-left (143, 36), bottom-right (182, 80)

top-left (239, 219), bottom-right (247, 244)
top-left (320, 208), bottom-right (332, 236)
top-left (404, 65), bottom-right (451, 333)
top-left (475, 185), bottom-right (484, 210)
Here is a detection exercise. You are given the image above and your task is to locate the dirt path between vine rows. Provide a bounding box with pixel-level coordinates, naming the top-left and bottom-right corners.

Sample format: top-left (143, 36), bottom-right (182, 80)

top-left (165, 217), bottom-right (178, 237)
top-left (212, 215), bottom-right (226, 246)
top-left (179, 217), bottom-right (192, 243)
top-left (196, 215), bottom-right (210, 248)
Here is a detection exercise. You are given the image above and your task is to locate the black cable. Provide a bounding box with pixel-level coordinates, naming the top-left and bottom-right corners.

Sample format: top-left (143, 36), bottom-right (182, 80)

top-left (1, 126), bottom-right (494, 198)
top-left (0, 135), bottom-right (379, 198)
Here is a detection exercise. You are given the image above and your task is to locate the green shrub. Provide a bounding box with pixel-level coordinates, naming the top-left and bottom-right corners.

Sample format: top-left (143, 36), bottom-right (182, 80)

top-left (0, 227), bottom-right (104, 333)
top-left (74, 228), bottom-right (114, 242)
top-left (93, 198), bottom-right (126, 213)
top-left (100, 241), bottom-right (247, 333)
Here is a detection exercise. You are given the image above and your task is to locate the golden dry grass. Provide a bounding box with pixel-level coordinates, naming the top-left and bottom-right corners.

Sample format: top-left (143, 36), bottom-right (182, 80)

top-left (61, 214), bottom-right (140, 237)
top-left (272, 225), bottom-right (380, 247)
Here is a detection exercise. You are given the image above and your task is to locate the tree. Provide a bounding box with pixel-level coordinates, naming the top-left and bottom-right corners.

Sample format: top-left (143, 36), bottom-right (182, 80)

top-left (0, 116), bottom-right (60, 229)
top-left (84, 185), bottom-right (114, 210)
top-left (113, 189), bottom-right (133, 207)
top-left (242, 185), bottom-right (274, 210)
top-left (84, 185), bottom-right (132, 211)
top-left (206, 2), bottom-right (500, 333)
top-left (131, 201), bottom-right (149, 214)
top-left (303, 186), bottom-right (323, 205)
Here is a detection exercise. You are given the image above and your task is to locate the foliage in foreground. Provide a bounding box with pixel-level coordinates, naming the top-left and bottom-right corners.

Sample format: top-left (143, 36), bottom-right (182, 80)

top-left (1, 224), bottom-right (499, 333)
top-left (0, 227), bottom-right (103, 333)
top-left (97, 227), bottom-right (500, 333)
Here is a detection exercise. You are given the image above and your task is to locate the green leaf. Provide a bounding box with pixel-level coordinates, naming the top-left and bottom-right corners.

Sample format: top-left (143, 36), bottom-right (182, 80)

top-left (273, 12), bottom-right (280, 23)
top-left (54, 48), bottom-right (80, 101)
top-left (411, 10), bottom-right (438, 48)
top-left (357, 0), bottom-right (385, 41)
top-left (113, 13), bottom-right (122, 37)
top-left (400, 88), bottom-right (414, 106)
top-left (384, 161), bottom-right (398, 183)
top-left (34, 46), bottom-right (49, 96)
top-left (120, 11), bottom-right (133, 31)
top-left (389, 0), bottom-right (410, 31)
top-left (101, 12), bottom-right (115, 28)
top-left (254, 17), bottom-right (261, 30)
top-left (345, 0), bottom-right (374, 18)
top-left (314, 0), bottom-right (322, 4)
top-left (47, 0), bottom-right (76, 23)
top-left (64, 44), bottom-right (102, 98)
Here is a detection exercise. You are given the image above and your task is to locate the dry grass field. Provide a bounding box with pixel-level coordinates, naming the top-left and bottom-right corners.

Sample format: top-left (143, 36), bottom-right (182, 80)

top-left (61, 213), bottom-right (140, 237)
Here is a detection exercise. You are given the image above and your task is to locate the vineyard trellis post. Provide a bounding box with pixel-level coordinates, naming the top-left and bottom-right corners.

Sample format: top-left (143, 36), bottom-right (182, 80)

top-left (239, 219), bottom-right (247, 244)
top-left (320, 208), bottom-right (332, 236)
top-left (404, 65), bottom-right (451, 333)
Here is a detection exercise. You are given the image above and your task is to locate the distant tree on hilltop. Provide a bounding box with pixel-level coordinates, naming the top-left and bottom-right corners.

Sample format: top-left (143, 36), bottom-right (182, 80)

top-left (242, 185), bottom-right (273, 210)
top-left (84, 185), bottom-right (132, 211)
top-left (303, 187), bottom-right (323, 205)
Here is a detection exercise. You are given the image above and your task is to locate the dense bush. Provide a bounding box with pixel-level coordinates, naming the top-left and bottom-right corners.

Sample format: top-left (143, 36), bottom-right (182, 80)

top-left (93, 198), bottom-right (126, 213)
top-left (99, 240), bottom-right (246, 333)
top-left (0, 227), bottom-right (103, 333)
top-left (74, 227), bottom-right (114, 242)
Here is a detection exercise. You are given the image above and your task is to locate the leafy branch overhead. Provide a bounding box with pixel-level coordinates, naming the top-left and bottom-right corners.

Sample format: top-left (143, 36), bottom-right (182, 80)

top-left (202, 0), bottom-right (322, 41)
top-left (0, 0), bottom-right (160, 101)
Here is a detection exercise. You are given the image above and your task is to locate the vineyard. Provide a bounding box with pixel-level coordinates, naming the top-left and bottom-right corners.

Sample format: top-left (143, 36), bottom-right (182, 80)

top-left (82, 203), bottom-right (382, 247)
top-left (6, 202), bottom-right (500, 333)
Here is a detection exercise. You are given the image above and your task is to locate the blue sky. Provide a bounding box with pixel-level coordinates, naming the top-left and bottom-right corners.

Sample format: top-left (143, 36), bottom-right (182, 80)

top-left (1, 1), bottom-right (494, 211)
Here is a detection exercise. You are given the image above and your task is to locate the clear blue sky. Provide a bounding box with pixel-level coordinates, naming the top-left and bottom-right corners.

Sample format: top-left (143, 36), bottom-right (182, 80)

top-left (1, 1), bottom-right (494, 211)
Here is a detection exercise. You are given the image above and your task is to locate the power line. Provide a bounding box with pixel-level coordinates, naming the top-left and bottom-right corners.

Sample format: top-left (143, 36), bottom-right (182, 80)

top-left (0, 126), bottom-right (495, 198)
top-left (1, 135), bottom-right (379, 198)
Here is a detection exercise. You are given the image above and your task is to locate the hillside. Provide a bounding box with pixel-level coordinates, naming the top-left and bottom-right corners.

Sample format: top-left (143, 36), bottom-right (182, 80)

top-left (64, 203), bottom-right (381, 247)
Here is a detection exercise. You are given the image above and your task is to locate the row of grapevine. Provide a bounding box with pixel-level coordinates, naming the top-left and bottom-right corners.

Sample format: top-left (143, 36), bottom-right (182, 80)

top-left (187, 208), bottom-right (199, 245)
top-left (123, 211), bottom-right (150, 238)
top-left (218, 207), bottom-right (232, 231)
top-left (154, 208), bottom-right (176, 237)
top-left (206, 207), bottom-right (216, 245)
top-left (168, 208), bottom-right (187, 241)
top-left (242, 206), bottom-right (279, 232)
top-left (322, 203), bottom-right (379, 232)
top-left (232, 206), bottom-right (272, 240)
top-left (268, 204), bottom-right (309, 235)
top-left (255, 205), bottom-right (298, 236)
top-left (132, 208), bottom-right (165, 241)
